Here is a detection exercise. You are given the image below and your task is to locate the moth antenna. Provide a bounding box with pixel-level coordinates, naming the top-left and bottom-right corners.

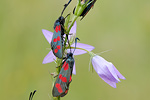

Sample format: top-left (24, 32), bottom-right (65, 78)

top-left (29, 90), bottom-right (36, 100)
top-left (73, 37), bottom-right (80, 54)
top-left (64, 14), bottom-right (70, 19)
top-left (68, 38), bottom-right (71, 53)
top-left (32, 90), bottom-right (36, 97)
top-left (61, 0), bottom-right (72, 16)
top-left (29, 92), bottom-right (32, 100)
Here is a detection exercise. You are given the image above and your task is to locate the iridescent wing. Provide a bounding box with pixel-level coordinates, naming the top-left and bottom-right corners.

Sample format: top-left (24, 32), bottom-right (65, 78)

top-left (51, 24), bottom-right (63, 58)
top-left (52, 59), bottom-right (73, 97)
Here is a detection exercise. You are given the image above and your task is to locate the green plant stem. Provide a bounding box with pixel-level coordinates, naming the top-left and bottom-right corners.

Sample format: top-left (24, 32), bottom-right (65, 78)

top-left (63, 15), bottom-right (79, 51)
top-left (67, 15), bottom-right (78, 33)
top-left (53, 96), bottom-right (60, 100)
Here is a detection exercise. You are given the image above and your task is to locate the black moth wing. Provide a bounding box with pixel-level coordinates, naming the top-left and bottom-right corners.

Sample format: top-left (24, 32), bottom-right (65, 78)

top-left (60, 55), bottom-right (74, 97)
top-left (52, 58), bottom-right (74, 97)
top-left (80, 0), bottom-right (96, 20)
top-left (51, 21), bottom-right (63, 59)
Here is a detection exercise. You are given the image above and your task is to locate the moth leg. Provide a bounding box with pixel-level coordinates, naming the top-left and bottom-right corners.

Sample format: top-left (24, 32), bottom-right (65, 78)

top-left (54, 74), bottom-right (58, 78)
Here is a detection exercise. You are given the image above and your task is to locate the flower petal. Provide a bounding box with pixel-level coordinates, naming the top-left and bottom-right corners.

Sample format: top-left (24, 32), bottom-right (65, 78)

top-left (107, 62), bottom-right (120, 82)
top-left (91, 55), bottom-right (125, 88)
top-left (42, 50), bottom-right (56, 64)
top-left (68, 43), bottom-right (95, 55)
top-left (72, 63), bottom-right (76, 75)
top-left (42, 29), bottom-right (53, 44)
top-left (92, 56), bottom-right (118, 82)
top-left (69, 21), bottom-right (76, 34)
top-left (68, 22), bottom-right (77, 43)
top-left (99, 74), bottom-right (117, 88)
top-left (112, 64), bottom-right (126, 80)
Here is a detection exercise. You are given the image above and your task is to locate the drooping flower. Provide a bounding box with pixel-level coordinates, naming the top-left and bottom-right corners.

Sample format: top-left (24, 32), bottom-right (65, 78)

top-left (91, 54), bottom-right (125, 88)
top-left (42, 22), bottom-right (95, 74)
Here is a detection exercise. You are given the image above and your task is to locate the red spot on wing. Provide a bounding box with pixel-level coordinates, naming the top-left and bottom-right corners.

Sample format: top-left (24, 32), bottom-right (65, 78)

top-left (62, 62), bottom-right (66, 68)
top-left (59, 74), bottom-right (62, 79)
top-left (58, 25), bottom-right (61, 31)
top-left (59, 74), bottom-right (67, 82)
top-left (65, 89), bottom-right (68, 94)
top-left (57, 36), bottom-right (60, 41)
top-left (62, 62), bottom-right (69, 71)
top-left (55, 83), bottom-right (63, 93)
top-left (69, 75), bottom-right (72, 82)
top-left (53, 38), bottom-right (57, 42)
top-left (55, 25), bottom-right (61, 33)
top-left (54, 49), bottom-right (58, 53)
top-left (57, 45), bottom-right (61, 49)
top-left (55, 26), bottom-right (59, 33)
top-left (61, 77), bottom-right (67, 82)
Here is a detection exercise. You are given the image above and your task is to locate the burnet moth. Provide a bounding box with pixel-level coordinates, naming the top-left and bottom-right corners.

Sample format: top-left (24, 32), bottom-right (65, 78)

top-left (52, 38), bottom-right (79, 97)
top-left (29, 90), bottom-right (36, 100)
top-left (73, 0), bottom-right (97, 20)
top-left (51, 0), bottom-right (72, 59)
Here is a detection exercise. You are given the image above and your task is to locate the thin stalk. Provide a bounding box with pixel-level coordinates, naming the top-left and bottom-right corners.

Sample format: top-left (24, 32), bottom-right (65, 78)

top-left (63, 15), bottom-right (79, 51)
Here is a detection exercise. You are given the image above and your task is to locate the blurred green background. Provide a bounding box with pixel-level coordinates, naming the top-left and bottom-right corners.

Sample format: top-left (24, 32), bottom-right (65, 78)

top-left (0, 0), bottom-right (150, 100)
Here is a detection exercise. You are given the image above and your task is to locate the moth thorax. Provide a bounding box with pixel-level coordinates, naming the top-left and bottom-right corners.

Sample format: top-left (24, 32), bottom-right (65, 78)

top-left (67, 53), bottom-right (73, 58)
top-left (67, 57), bottom-right (74, 68)
top-left (59, 16), bottom-right (65, 25)
top-left (53, 16), bottom-right (65, 29)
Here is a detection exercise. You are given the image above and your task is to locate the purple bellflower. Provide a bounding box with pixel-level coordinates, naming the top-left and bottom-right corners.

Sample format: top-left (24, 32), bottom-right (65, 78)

top-left (42, 22), bottom-right (95, 74)
top-left (91, 54), bottom-right (125, 88)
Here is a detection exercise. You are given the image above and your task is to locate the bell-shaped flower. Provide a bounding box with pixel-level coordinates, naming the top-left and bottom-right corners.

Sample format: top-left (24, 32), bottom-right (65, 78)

top-left (42, 22), bottom-right (95, 74)
top-left (91, 55), bottom-right (125, 88)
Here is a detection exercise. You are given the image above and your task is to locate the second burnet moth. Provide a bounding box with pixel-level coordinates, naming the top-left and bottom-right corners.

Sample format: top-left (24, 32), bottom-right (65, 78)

top-left (51, 0), bottom-right (72, 59)
top-left (52, 38), bottom-right (79, 97)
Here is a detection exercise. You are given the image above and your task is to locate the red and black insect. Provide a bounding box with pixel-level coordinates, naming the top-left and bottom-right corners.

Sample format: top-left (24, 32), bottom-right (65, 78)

top-left (51, 0), bottom-right (72, 59)
top-left (73, 0), bottom-right (97, 20)
top-left (52, 38), bottom-right (79, 97)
